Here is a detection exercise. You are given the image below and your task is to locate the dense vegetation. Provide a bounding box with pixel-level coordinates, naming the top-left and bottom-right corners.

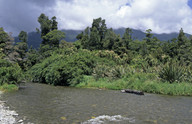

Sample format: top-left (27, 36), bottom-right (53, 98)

top-left (0, 13), bottom-right (192, 95)
top-left (14, 28), bottom-right (189, 49)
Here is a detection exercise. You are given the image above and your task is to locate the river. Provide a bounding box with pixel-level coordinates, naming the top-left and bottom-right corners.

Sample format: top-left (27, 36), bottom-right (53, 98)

top-left (1, 83), bottom-right (192, 124)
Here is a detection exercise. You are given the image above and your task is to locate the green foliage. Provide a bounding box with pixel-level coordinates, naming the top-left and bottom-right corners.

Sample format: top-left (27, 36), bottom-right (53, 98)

top-left (122, 28), bottom-right (132, 49)
top-left (0, 50), bottom-right (4, 59)
top-left (28, 49), bottom-right (97, 86)
top-left (18, 31), bottom-right (28, 43)
top-left (0, 27), bottom-right (9, 46)
top-left (42, 30), bottom-right (65, 48)
top-left (77, 74), bottom-right (192, 96)
top-left (37, 13), bottom-right (60, 47)
top-left (59, 40), bottom-right (74, 49)
top-left (112, 35), bottom-right (127, 56)
top-left (1, 15), bottom-right (192, 97)
top-left (78, 17), bottom-right (108, 50)
top-left (177, 28), bottom-right (192, 65)
top-left (14, 41), bottom-right (28, 70)
top-left (25, 47), bottom-right (40, 68)
top-left (51, 16), bottom-right (58, 30)
top-left (103, 28), bottom-right (116, 50)
top-left (0, 27), bottom-right (15, 60)
top-left (91, 17), bottom-right (107, 42)
top-left (0, 83), bottom-right (18, 92)
top-left (38, 13), bottom-right (52, 38)
top-left (93, 50), bottom-right (122, 64)
top-left (89, 27), bottom-right (101, 50)
top-left (92, 65), bottom-right (135, 81)
top-left (0, 59), bottom-right (24, 85)
top-left (159, 61), bottom-right (188, 83)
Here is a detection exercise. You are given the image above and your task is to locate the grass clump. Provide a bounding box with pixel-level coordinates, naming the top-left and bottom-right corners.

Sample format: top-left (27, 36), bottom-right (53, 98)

top-left (76, 73), bottom-right (192, 96)
top-left (0, 83), bottom-right (18, 92)
top-left (159, 61), bottom-right (192, 83)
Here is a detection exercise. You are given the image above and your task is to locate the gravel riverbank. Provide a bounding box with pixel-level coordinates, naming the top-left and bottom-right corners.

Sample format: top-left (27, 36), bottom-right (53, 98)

top-left (0, 91), bottom-right (23, 124)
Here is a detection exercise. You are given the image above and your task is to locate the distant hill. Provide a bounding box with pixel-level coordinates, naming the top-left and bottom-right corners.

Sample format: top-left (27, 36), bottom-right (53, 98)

top-left (114, 28), bottom-right (185, 41)
top-left (14, 30), bottom-right (82, 49)
top-left (14, 28), bottom-right (191, 49)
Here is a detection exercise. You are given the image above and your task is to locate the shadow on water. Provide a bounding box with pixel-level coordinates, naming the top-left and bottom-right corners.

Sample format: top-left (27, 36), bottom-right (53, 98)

top-left (1, 83), bottom-right (192, 124)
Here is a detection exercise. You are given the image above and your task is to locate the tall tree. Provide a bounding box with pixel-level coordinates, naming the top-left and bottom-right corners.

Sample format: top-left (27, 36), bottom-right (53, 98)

top-left (89, 27), bottom-right (100, 50)
top-left (38, 13), bottom-right (52, 38)
top-left (79, 27), bottom-right (90, 49)
top-left (112, 35), bottom-right (127, 56)
top-left (177, 28), bottom-right (192, 65)
top-left (144, 29), bottom-right (159, 54)
top-left (77, 17), bottom-right (108, 50)
top-left (51, 16), bottom-right (58, 30)
top-left (145, 29), bottom-right (153, 44)
top-left (37, 13), bottom-right (64, 49)
top-left (15, 31), bottom-right (28, 60)
top-left (37, 13), bottom-right (59, 45)
top-left (0, 28), bottom-right (15, 59)
top-left (90, 17), bottom-right (107, 49)
top-left (91, 17), bottom-right (107, 42)
top-left (42, 30), bottom-right (65, 48)
top-left (177, 28), bottom-right (186, 46)
top-left (18, 31), bottom-right (28, 43)
top-left (103, 28), bottom-right (117, 50)
top-left (0, 27), bottom-right (10, 54)
top-left (122, 28), bottom-right (132, 49)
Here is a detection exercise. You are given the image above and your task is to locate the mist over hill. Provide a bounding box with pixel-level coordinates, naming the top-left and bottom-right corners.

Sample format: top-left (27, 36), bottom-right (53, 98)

top-left (15, 28), bottom-right (190, 49)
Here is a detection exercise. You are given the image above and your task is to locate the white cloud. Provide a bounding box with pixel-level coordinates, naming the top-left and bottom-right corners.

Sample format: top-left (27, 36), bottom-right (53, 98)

top-left (53, 0), bottom-right (192, 34)
top-left (53, 0), bottom-right (128, 30)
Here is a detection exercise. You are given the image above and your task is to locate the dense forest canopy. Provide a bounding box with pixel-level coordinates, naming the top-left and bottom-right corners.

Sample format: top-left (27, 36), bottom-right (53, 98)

top-left (0, 13), bottom-right (192, 95)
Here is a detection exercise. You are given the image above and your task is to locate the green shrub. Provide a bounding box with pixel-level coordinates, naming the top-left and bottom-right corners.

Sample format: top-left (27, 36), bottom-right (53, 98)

top-left (0, 83), bottom-right (18, 92)
top-left (183, 66), bottom-right (192, 83)
top-left (28, 50), bottom-right (97, 86)
top-left (159, 62), bottom-right (185, 83)
top-left (92, 65), bottom-right (135, 81)
top-left (28, 48), bottom-right (127, 86)
top-left (0, 59), bottom-right (24, 85)
top-left (93, 50), bottom-right (123, 64)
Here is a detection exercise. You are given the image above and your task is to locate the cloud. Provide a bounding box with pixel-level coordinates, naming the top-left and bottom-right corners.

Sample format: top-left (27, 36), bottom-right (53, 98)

top-left (53, 0), bottom-right (129, 30)
top-left (54, 0), bottom-right (136, 30)
top-left (0, 0), bottom-right (57, 35)
top-left (54, 0), bottom-right (192, 34)
top-left (0, 0), bottom-right (192, 35)
top-left (110, 0), bottom-right (192, 34)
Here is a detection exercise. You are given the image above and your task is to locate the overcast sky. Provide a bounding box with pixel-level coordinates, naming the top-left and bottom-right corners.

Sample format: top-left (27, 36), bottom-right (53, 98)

top-left (0, 0), bottom-right (192, 36)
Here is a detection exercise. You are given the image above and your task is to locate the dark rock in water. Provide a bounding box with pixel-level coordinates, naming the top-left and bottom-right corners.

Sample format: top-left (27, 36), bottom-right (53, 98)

top-left (18, 86), bottom-right (27, 89)
top-left (121, 89), bottom-right (144, 95)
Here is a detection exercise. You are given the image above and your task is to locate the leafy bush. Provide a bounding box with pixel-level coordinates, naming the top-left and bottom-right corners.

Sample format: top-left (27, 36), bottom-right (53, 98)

top-left (28, 50), bottom-right (97, 86)
top-left (0, 59), bottom-right (24, 85)
top-left (28, 48), bottom-right (128, 86)
top-left (183, 66), bottom-right (192, 83)
top-left (92, 65), bottom-right (135, 80)
top-left (159, 62), bottom-right (186, 83)
top-left (93, 50), bottom-right (123, 64)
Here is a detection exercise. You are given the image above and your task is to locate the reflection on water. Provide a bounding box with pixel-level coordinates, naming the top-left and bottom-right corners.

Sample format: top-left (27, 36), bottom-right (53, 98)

top-left (1, 83), bottom-right (192, 124)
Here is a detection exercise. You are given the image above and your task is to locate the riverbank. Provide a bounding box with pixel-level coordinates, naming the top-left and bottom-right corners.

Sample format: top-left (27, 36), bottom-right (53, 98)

top-left (76, 75), bottom-right (192, 96)
top-left (0, 91), bottom-right (19, 124)
top-left (0, 84), bottom-right (18, 92)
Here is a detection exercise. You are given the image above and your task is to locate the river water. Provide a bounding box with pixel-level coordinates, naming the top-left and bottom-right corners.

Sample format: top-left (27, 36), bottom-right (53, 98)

top-left (1, 83), bottom-right (192, 124)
